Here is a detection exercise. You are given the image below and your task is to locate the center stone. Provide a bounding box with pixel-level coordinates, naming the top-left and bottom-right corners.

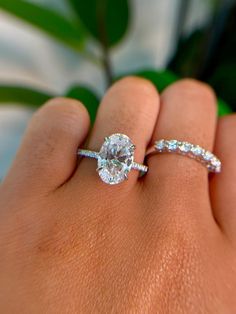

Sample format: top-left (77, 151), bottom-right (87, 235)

top-left (97, 134), bottom-right (135, 184)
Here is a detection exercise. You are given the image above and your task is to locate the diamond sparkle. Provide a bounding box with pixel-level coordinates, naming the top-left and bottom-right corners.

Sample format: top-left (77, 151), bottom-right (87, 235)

top-left (167, 140), bottom-right (178, 151)
top-left (179, 142), bottom-right (192, 153)
top-left (97, 134), bottom-right (135, 185)
top-left (204, 151), bottom-right (214, 161)
top-left (155, 140), bottom-right (165, 150)
top-left (151, 140), bottom-right (221, 173)
top-left (191, 145), bottom-right (204, 156)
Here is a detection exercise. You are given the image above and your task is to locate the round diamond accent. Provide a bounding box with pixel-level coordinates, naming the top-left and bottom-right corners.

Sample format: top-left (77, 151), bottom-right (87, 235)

top-left (211, 158), bottom-right (221, 168)
top-left (179, 142), bottom-right (192, 153)
top-left (97, 134), bottom-right (135, 185)
top-left (149, 139), bottom-right (221, 173)
top-left (167, 140), bottom-right (178, 151)
top-left (191, 145), bottom-right (204, 156)
top-left (204, 151), bottom-right (214, 161)
top-left (156, 140), bottom-right (165, 151)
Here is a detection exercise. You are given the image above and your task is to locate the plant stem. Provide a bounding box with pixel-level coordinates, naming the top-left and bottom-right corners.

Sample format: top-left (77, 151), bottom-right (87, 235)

top-left (102, 44), bottom-right (113, 87)
top-left (96, 0), bottom-right (113, 88)
top-left (81, 49), bottom-right (103, 67)
top-left (198, 0), bottom-right (233, 80)
top-left (174, 0), bottom-right (191, 42)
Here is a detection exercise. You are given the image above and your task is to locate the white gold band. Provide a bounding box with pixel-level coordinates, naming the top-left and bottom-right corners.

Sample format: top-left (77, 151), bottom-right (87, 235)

top-left (146, 139), bottom-right (221, 173)
top-left (78, 149), bottom-right (148, 173)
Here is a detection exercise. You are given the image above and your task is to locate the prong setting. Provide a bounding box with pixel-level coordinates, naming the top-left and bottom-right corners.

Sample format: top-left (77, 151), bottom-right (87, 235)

top-left (97, 134), bottom-right (137, 184)
top-left (153, 139), bottom-right (221, 173)
top-left (77, 135), bottom-right (148, 185)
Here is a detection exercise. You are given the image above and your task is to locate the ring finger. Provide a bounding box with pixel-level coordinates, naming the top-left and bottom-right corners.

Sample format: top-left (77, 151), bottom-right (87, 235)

top-left (145, 79), bottom-right (217, 220)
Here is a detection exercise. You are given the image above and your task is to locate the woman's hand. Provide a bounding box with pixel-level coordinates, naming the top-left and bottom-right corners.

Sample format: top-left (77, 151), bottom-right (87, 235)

top-left (0, 77), bottom-right (236, 313)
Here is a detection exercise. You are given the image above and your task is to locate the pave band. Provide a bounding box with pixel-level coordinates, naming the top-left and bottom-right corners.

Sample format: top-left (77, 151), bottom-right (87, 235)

top-left (77, 134), bottom-right (148, 185)
top-left (78, 149), bottom-right (148, 173)
top-left (146, 139), bottom-right (221, 173)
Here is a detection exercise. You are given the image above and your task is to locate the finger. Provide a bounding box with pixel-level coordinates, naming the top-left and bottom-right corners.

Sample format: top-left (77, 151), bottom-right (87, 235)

top-left (73, 77), bottom-right (160, 188)
top-left (210, 115), bottom-right (236, 240)
top-left (2, 98), bottom-right (90, 195)
top-left (145, 79), bottom-right (217, 218)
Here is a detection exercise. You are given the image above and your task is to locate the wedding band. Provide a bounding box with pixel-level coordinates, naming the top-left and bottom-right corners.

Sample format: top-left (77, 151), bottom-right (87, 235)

top-left (146, 139), bottom-right (221, 173)
top-left (78, 133), bottom-right (148, 185)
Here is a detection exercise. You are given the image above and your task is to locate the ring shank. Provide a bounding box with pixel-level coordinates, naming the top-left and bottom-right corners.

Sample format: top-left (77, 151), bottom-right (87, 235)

top-left (77, 149), bottom-right (148, 174)
top-left (78, 149), bottom-right (99, 159)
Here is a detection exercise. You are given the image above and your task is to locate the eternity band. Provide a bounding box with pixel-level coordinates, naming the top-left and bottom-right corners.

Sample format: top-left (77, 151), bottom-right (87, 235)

top-left (78, 133), bottom-right (148, 185)
top-left (146, 139), bottom-right (221, 173)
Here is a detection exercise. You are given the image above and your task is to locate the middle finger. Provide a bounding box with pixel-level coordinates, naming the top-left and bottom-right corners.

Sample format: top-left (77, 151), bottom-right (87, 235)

top-left (73, 77), bottom-right (160, 189)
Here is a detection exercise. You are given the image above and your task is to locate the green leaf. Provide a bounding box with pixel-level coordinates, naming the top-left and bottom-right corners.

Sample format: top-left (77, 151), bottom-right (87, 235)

top-left (0, 84), bottom-right (100, 122)
top-left (208, 63), bottom-right (236, 111)
top-left (217, 98), bottom-right (232, 116)
top-left (0, 85), bottom-right (53, 107)
top-left (68, 0), bottom-right (129, 47)
top-left (168, 29), bottom-right (206, 77)
top-left (66, 86), bottom-right (100, 122)
top-left (134, 69), bottom-right (178, 92)
top-left (0, 0), bottom-right (85, 52)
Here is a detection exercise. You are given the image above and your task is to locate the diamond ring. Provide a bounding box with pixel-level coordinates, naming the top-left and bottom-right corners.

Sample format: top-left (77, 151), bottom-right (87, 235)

top-left (146, 139), bottom-right (221, 173)
top-left (78, 133), bottom-right (148, 185)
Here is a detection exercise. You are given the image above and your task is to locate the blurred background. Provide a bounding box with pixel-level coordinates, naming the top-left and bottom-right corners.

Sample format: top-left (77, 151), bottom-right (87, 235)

top-left (0, 0), bottom-right (235, 180)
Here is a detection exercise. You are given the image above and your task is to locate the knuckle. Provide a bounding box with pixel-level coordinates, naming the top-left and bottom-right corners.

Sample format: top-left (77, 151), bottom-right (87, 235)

top-left (146, 199), bottom-right (202, 263)
top-left (144, 215), bottom-right (202, 310)
top-left (161, 216), bottom-right (201, 274)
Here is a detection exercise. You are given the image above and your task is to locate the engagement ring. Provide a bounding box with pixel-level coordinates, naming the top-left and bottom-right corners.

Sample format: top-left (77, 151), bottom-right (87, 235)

top-left (78, 133), bottom-right (148, 185)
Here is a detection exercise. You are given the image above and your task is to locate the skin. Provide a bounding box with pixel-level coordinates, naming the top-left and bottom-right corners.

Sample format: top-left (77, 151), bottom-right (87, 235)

top-left (0, 77), bottom-right (236, 313)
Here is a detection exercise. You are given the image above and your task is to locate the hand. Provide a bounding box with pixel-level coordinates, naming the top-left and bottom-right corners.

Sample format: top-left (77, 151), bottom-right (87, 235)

top-left (0, 77), bottom-right (236, 313)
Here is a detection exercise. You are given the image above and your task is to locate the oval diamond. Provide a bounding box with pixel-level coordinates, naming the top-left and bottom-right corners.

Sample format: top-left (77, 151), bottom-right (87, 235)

top-left (97, 134), bottom-right (135, 184)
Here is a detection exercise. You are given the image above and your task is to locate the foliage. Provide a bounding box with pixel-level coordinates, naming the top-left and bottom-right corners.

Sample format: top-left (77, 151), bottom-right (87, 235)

top-left (134, 70), bottom-right (179, 93)
top-left (65, 85), bottom-right (99, 123)
top-left (0, 85), bottom-right (52, 107)
top-left (168, 1), bottom-right (236, 112)
top-left (0, 0), bottom-right (85, 52)
top-left (0, 0), bottom-right (234, 120)
top-left (68, 0), bottom-right (129, 47)
top-left (217, 98), bottom-right (232, 116)
top-left (0, 84), bottom-right (99, 122)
